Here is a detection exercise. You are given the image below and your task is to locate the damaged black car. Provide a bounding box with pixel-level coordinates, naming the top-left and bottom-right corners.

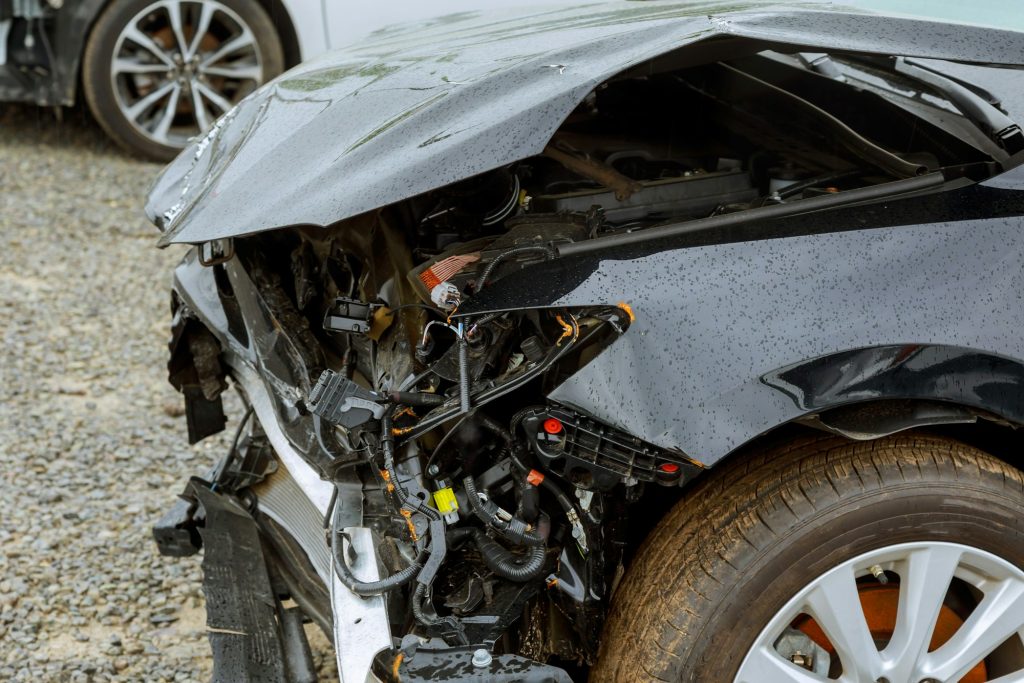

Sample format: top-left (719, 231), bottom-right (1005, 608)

top-left (146, 2), bottom-right (1024, 681)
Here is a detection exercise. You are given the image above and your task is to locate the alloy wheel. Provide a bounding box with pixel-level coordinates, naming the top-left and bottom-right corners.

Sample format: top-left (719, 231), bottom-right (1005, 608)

top-left (735, 542), bottom-right (1024, 682)
top-left (109, 0), bottom-right (263, 148)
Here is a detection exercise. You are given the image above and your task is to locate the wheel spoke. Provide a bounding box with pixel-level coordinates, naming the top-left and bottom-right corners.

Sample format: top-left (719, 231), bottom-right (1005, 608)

top-left (123, 26), bottom-right (174, 67)
top-left (736, 644), bottom-right (828, 683)
top-left (804, 565), bottom-right (884, 682)
top-left (200, 29), bottom-right (256, 69)
top-left (162, 0), bottom-right (190, 57)
top-left (186, 1), bottom-right (216, 59)
top-left (202, 62), bottom-right (261, 81)
top-left (190, 83), bottom-right (212, 132)
top-left (152, 83), bottom-right (183, 139)
top-left (113, 57), bottom-right (168, 75)
top-left (126, 80), bottom-right (177, 122)
top-left (195, 80), bottom-right (234, 114)
top-left (921, 579), bottom-right (1024, 681)
top-left (882, 545), bottom-right (962, 677)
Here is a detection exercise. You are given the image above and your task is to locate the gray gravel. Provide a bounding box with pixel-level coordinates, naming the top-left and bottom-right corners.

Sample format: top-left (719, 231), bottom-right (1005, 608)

top-left (0, 105), bottom-right (337, 682)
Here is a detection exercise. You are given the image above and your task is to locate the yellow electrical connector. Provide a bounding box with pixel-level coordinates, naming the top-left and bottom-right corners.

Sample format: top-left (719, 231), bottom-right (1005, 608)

top-left (432, 487), bottom-right (459, 515)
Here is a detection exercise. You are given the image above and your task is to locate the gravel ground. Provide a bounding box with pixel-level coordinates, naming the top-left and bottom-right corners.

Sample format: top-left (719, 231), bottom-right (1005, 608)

top-left (0, 105), bottom-right (336, 682)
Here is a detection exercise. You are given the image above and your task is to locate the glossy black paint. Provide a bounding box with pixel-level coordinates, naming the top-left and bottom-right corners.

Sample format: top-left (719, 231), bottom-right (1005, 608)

top-left (459, 178), bottom-right (1024, 466)
top-left (147, 0), bottom-right (1024, 245)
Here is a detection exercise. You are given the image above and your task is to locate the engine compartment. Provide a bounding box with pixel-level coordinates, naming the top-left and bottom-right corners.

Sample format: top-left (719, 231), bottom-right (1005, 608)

top-left (165, 48), bottom-right (1022, 678)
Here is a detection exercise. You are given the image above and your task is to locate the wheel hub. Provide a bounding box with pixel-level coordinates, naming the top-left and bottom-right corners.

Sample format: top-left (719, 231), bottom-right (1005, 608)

top-left (734, 543), bottom-right (1024, 683)
top-left (794, 584), bottom-right (988, 682)
top-left (109, 0), bottom-right (263, 146)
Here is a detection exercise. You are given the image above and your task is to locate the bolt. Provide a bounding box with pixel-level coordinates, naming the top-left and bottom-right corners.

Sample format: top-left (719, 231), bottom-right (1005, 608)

top-left (426, 464), bottom-right (440, 477)
top-left (471, 648), bottom-right (492, 668)
top-left (790, 652), bottom-right (812, 670)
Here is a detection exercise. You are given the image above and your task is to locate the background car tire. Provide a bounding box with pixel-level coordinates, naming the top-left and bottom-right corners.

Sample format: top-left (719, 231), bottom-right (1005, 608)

top-left (591, 432), bottom-right (1024, 682)
top-left (82, 0), bottom-right (284, 161)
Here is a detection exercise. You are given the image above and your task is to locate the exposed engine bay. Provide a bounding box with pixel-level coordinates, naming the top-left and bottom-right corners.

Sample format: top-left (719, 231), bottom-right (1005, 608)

top-left (157, 48), bottom-right (1021, 681)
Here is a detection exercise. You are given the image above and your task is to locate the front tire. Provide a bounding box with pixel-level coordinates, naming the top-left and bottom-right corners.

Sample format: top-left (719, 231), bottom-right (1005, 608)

top-left (82, 0), bottom-right (284, 161)
top-left (592, 433), bottom-right (1024, 682)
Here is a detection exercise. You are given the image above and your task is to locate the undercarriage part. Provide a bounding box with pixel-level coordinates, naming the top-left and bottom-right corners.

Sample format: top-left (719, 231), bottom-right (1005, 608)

top-left (373, 643), bottom-right (573, 683)
top-left (152, 495), bottom-right (202, 558)
top-left (521, 406), bottom-right (701, 491)
top-left (190, 482), bottom-right (310, 683)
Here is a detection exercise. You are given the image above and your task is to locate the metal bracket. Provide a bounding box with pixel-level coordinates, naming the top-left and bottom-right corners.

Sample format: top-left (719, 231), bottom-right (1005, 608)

top-left (199, 238), bottom-right (235, 267)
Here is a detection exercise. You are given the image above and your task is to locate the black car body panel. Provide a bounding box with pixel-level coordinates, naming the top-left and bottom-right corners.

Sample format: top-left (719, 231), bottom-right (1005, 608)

top-left (455, 176), bottom-right (1024, 464)
top-left (147, 0), bottom-right (1024, 245)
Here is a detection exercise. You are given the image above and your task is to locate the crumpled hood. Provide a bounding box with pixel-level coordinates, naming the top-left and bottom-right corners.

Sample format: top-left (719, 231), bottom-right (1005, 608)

top-left (147, 0), bottom-right (1024, 246)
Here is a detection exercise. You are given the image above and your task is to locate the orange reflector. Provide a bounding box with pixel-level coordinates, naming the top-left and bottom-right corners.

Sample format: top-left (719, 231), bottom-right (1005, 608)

top-left (543, 418), bottom-right (563, 435)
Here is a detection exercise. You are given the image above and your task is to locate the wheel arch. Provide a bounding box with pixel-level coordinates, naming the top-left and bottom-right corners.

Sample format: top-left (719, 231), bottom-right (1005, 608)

top-left (254, 0), bottom-right (301, 67)
top-left (691, 343), bottom-right (1024, 483)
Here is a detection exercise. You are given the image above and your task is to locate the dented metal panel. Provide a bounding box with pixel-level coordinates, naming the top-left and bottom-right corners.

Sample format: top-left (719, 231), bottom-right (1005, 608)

top-left (146, 0), bottom-right (1024, 245)
top-left (458, 180), bottom-right (1024, 464)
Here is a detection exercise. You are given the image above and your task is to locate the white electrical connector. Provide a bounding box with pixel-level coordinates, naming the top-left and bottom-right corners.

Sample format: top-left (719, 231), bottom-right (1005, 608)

top-left (430, 281), bottom-right (460, 310)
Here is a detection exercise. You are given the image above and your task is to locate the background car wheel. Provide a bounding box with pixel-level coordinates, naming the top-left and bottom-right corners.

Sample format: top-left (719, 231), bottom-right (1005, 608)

top-left (82, 0), bottom-right (284, 161)
top-left (592, 433), bottom-right (1024, 682)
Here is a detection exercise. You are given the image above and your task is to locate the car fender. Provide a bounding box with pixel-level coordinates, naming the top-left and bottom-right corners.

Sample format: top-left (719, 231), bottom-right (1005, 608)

top-left (459, 181), bottom-right (1024, 466)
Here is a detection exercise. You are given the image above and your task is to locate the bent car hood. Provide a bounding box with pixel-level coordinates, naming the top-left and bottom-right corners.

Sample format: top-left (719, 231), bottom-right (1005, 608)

top-left (147, 0), bottom-right (1024, 245)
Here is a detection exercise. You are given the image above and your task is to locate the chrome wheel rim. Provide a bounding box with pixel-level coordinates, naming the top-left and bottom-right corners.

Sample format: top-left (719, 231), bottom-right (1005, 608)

top-left (110, 0), bottom-right (263, 148)
top-left (734, 542), bottom-right (1024, 683)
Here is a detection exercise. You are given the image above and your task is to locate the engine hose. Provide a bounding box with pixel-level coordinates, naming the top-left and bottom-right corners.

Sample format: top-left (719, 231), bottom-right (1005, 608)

top-left (463, 476), bottom-right (545, 547)
top-left (411, 582), bottom-right (466, 643)
top-left (457, 336), bottom-right (471, 413)
top-left (477, 245), bottom-right (556, 290)
top-left (449, 527), bottom-right (546, 582)
top-left (331, 502), bottom-right (426, 596)
top-left (411, 583), bottom-right (440, 626)
top-left (478, 412), bottom-right (512, 443)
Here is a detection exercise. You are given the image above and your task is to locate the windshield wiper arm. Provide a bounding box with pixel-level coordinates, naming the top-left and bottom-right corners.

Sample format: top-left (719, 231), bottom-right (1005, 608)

top-left (893, 57), bottom-right (1024, 154)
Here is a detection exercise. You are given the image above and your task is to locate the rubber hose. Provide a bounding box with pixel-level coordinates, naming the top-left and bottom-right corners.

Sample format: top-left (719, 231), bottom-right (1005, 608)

top-left (331, 505), bottom-right (426, 596)
top-left (470, 528), bottom-right (547, 582)
top-left (463, 476), bottom-right (545, 546)
top-left (411, 582), bottom-right (441, 626)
